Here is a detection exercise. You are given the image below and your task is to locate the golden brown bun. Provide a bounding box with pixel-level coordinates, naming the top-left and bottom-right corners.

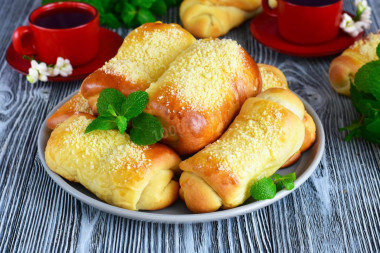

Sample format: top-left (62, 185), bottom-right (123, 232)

top-left (329, 31), bottom-right (380, 96)
top-left (81, 22), bottom-right (196, 113)
top-left (256, 65), bottom-right (316, 167)
top-left (258, 64), bottom-right (288, 91)
top-left (145, 39), bottom-right (262, 155)
top-left (46, 92), bottom-right (93, 129)
top-left (45, 114), bottom-right (181, 211)
top-left (179, 88), bottom-right (305, 213)
top-left (180, 0), bottom-right (262, 38)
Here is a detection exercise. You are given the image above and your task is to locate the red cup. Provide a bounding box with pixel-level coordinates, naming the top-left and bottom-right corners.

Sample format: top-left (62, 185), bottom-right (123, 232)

top-left (262, 0), bottom-right (343, 45)
top-left (12, 2), bottom-right (99, 66)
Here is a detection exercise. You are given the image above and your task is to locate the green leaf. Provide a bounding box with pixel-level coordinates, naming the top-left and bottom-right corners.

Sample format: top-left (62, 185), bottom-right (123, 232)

top-left (250, 177), bottom-right (276, 200)
top-left (130, 113), bottom-right (164, 145)
top-left (136, 8), bottom-right (156, 25)
top-left (102, 12), bottom-right (121, 28)
top-left (96, 88), bottom-right (126, 116)
top-left (108, 104), bottom-right (117, 117)
top-left (377, 43), bottom-right (380, 59)
top-left (121, 91), bottom-right (149, 120)
top-left (283, 172), bottom-right (296, 181)
top-left (116, 116), bottom-right (128, 134)
top-left (271, 173), bottom-right (282, 181)
top-left (282, 179), bottom-right (295, 190)
top-left (121, 3), bottom-right (137, 25)
top-left (369, 66), bottom-right (380, 101)
top-left (150, 0), bottom-right (167, 15)
top-left (85, 116), bottom-right (117, 133)
top-left (132, 0), bottom-right (156, 9)
top-left (354, 61), bottom-right (380, 93)
top-left (86, 0), bottom-right (105, 14)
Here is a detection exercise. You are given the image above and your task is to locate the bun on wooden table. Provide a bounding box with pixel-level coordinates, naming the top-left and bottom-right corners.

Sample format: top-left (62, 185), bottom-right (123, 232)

top-left (329, 31), bottom-right (380, 96)
top-left (45, 114), bottom-right (181, 211)
top-left (80, 22), bottom-right (196, 113)
top-left (179, 88), bottom-right (305, 213)
top-left (180, 0), bottom-right (263, 38)
top-left (145, 38), bottom-right (262, 155)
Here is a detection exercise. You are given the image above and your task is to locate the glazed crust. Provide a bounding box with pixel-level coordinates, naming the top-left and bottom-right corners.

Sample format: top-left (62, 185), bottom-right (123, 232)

top-left (179, 88), bottom-right (305, 213)
top-left (45, 114), bottom-right (181, 211)
top-left (145, 39), bottom-right (262, 155)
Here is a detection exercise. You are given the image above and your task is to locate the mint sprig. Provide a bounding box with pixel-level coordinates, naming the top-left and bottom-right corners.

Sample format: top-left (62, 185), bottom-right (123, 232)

top-left (250, 172), bottom-right (296, 201)
top-left (339, 43), bottom-right (380, 144)
top-left (85, 88), bottom-right (163, 145)
top-left (41, 0), bottom-right (182, 29)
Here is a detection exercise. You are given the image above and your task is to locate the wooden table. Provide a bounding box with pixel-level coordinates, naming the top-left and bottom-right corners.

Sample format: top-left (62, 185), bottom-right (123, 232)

top-left (1, 0), bottom-right (379, 252)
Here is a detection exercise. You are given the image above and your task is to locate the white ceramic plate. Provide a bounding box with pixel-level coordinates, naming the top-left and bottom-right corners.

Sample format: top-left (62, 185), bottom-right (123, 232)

top-left (38, 92), bottom-right (325, 224)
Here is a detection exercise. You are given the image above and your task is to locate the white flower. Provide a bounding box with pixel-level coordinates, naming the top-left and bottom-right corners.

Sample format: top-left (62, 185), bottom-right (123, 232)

top-left (26, 60), bottom-right (49, 83)
top-left (355, 0), bottom-right (368, 12)
top-left (53, 57), bottom-right (73, 77)
top-left (359, 7), bottom-right (371, 28)
top-left (26, 67), bottom-right (38, 84)
top-left (340, 13), bottom-right (361, 37)
top-left (340, 0), bottom-right (371, 37)
top-left (25, 57), bottom-right (73, 84)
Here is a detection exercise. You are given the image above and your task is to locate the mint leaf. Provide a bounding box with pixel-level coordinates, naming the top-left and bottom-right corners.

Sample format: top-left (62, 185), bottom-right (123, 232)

top-left (130, 113), bottom-right (163, 145)
top-left (121, 91), bottom-right (149, 120)
top-left (116, 116), bottom-right (127, 134)
top-left (102, 12), bottom-right (121, 28)
top-left (369, 66), bottom-right (380, 101)
top-left (250, 178), bottom-right (276, 200)
top-left (97, 88), bottom-right (126, 116)
top-left (272, 173), bottom-right (282, 181)
top-left (282, 179), bottom-right (295, 190)
top-left (85, 116), bottom-right (117, 133)
top-left (108, 104), bottom-right (117, 117)
top-left (282, 172), bottom-right (296, 181)
top-left (132, 0), bottom-right (155, 9)
top-left (354, 61), bottom-right (380, 93)
top-left (137, 8), bottom-right (156, 25)
top-left (121, 3), bottom-right (136, 25)
top-left (377, 43), bottom-right (380, 59)
top-left (150, 0), bottom-right (167, 15)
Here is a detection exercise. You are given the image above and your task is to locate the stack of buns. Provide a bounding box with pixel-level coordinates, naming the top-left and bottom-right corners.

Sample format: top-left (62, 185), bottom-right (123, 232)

top-left (45, 22), bottom-right (316, 213)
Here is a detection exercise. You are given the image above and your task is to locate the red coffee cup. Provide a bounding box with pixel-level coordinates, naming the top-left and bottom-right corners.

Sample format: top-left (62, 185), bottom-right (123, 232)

top-left (262, 0), bottom-right (343, 45)
top-left (12, 2), bottom-right (99, 66)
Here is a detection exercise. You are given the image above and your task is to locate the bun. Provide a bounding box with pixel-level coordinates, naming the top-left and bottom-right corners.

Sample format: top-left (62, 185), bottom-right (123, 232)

top-left (258, 65), bottom-right (316, 167)
top-left (145, 38), bottom-right (262, 155)
top-left (329, 31), bottom-right (380, 96)
top-left (45, 114), bottom-right (181, 211)
top-left (179, 88), bottom-right (305, 213)
top-left (180, 0), bottom-right (262, 38)
top-left (81, 22), bottom-right (196, 113)
top-left (258, 64), bottom-right (288, 91)
top-left (46, 92), bottom-right (93, 129)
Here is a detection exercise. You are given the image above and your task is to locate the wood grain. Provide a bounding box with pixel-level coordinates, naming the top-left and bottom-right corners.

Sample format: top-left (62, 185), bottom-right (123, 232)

top-left (0, 0), bottom-right (379, 252)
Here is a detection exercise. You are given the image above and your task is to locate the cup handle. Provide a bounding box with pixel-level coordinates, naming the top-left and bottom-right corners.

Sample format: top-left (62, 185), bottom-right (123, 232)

top-left (262, 0), bottom-right (278, 17)
top-left (12, 26), bottom-right (36, 56)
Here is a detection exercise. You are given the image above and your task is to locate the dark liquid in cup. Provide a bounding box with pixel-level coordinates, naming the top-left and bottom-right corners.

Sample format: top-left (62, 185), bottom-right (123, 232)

top-left (32, 7), bottom-right (94, 29)
top-left (285, 0), bottom-right (340, 6)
